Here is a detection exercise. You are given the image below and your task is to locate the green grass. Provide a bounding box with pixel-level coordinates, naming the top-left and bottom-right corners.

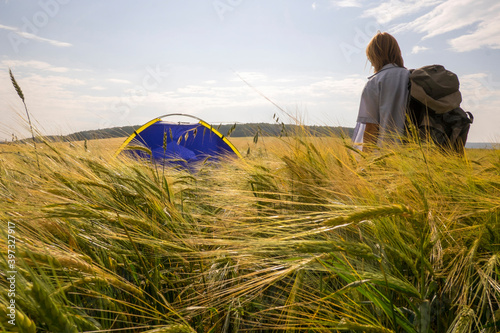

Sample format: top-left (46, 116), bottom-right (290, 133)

top-left (0, 130), bottom-right (499, 332)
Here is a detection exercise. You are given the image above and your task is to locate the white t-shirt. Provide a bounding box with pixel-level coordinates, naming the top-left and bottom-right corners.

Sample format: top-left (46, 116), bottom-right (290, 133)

top-left (352, 63), bottom-right (410, 148)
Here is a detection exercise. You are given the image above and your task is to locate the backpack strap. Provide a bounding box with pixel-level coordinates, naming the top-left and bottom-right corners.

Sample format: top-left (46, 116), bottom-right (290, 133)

top-left (466, 111), bottom-right (474, 124)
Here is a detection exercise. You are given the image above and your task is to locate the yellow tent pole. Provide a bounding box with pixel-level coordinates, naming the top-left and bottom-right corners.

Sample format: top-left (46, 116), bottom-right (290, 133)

top-left (113, 118), bottom-right (162, 158)
top-left (199, 120), bottom-right (243, 159)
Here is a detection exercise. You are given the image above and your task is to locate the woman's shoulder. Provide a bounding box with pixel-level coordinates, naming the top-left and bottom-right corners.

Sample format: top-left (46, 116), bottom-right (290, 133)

top-left (368, 64), bottom-right (408, 80)
top-left (378, 63), bottom-right (408, 74)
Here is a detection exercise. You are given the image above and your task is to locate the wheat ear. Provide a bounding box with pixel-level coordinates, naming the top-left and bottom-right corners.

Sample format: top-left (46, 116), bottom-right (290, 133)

top-left (9, 68), bottom-right (41, 174)
top-left (0, 305), bottom-right (36, 333)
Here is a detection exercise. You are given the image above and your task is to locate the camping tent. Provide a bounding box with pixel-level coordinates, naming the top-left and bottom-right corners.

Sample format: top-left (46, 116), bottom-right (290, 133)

top-left (115, 114), bottom-right (242, 166)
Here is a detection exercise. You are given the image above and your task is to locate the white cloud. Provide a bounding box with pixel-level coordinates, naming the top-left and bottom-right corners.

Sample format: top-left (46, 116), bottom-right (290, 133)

top-left (2, 60), bottom-right (70, 73)
top-left (393, 0), bottom-right (500, 52)
top-left (0, 23), bottom-right (71, 48)
top-left (91, 86), bottom-right (107, 91)
top-left (456, 72), bottom-right (500, 142)
top-left (330, 0), bottom-right (362, 8)
top-left (411, 45), bottom-right (429, 54)
top-left (3, 68), bottom-right (364, 139)
top-left (362, 0), bottom-right (442, 24)
top-left (107, 78), bottom-right (132, 84)
top-left (1, 70), bottom-right (96, 139)
top-left (26, 74), bottom-right (85, 87)
top-left (461, 72), bottom-right (500, 106)
top-left (448, 18), bottom-right (500, 51)
top-left (98, 73), bottom-right (367, 131)
top-left (163, 75), bottom-right (366, 112)
top-left (312, 2), bottom-right (317, 10)
top-left (305, 76), bottom-right (365, 97)
top-left (0, 23), bottom-right (17, 32)
top-left (411, 0), bottom-right (496, 38)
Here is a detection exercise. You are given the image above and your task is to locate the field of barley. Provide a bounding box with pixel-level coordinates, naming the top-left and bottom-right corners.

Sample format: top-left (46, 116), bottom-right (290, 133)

top-left (0, 129), bottom-right (499, 332)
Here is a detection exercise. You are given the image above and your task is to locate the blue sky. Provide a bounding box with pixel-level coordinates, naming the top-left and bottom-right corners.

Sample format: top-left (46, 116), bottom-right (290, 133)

top-left (1, 0), bottom-right (499, 142)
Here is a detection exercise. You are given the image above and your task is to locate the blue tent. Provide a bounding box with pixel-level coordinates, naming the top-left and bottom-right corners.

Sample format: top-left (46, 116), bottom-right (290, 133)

top-left (115, 114), bottom-right (242, 166)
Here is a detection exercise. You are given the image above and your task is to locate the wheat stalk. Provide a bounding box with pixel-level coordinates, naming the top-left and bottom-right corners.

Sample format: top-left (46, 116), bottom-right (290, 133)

top-left (30, 278), bottom-right (78, 332)
top-left (0, 305), bottom-right (37, 333)
top-left (9, 68), bottom-right (41, 174)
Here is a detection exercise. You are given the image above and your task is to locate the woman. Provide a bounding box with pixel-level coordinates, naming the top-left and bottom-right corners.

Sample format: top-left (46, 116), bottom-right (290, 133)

top-left (352, 32), bottom-right (409, 150)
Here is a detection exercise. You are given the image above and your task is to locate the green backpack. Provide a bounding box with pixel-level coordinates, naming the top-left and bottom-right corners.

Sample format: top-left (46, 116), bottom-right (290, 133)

top-left (407, 65), bottom-right (474, 154)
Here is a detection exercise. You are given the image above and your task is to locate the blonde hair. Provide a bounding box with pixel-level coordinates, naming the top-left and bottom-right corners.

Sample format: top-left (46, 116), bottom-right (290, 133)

top-left (366, 32), bottom-right (404, 72)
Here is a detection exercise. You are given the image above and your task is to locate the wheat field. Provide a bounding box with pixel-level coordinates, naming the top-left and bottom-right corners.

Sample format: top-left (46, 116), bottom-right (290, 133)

top-left (0, 130), bottom-right (499, 332)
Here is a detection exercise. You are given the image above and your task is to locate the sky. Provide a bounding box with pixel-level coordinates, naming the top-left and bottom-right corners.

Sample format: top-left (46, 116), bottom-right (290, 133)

top-left (1, 0), bottom-right (499, 143)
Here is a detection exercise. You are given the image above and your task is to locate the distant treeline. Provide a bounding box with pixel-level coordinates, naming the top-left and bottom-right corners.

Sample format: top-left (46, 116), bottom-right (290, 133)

top-left (11, 123), bottom-right (354, 143)
top-left (213, 123), bottom-right (353, 139)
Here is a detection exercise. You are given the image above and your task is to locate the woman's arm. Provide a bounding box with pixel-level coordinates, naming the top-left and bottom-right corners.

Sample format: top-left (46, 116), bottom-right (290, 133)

top-left (363, 123), bottom-right (379, 146)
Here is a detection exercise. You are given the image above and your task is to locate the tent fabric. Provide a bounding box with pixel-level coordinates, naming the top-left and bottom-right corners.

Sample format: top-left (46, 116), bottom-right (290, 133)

top-left (115, 115), bottom-right (242, 165)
